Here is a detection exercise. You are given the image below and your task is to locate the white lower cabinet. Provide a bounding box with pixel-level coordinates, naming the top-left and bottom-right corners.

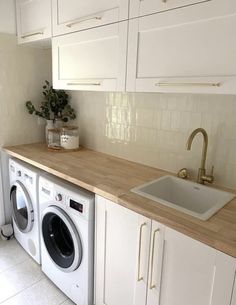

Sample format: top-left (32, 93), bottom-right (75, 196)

top-left (95, 195), bottom-right (236, 305)
top-left (95, 195), bottom-right (151, 305)
top-left (230, 277), bottom-right (236, 305)
top-left (52, 21), bottom-right (128, 91)
top-left (148, 222), bottom-right (236, 305)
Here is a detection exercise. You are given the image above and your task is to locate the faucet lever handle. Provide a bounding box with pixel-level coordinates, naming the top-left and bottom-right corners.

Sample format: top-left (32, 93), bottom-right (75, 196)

top-left (210, 165), bottom-right (214, 176)
top-left (203, 165), bottom-right (214, 184)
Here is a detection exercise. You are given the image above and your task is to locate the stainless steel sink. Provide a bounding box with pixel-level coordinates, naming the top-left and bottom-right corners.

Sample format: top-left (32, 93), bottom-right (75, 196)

top-left (131, 176), bottom-right (235, 220)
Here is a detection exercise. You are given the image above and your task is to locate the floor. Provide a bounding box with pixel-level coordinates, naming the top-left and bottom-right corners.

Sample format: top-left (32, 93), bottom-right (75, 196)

top-left (0, 238), bottom-right (75, 305)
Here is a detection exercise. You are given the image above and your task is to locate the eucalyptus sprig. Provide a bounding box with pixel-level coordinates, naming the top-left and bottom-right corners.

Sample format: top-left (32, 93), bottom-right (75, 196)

top-left (26, 80), bottom-right (76, 122)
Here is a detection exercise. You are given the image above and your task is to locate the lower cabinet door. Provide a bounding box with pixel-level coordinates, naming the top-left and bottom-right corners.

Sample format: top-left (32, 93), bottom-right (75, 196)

top-left (52, 21), bottom-right (128, 92)
top-left (147, 223), bottom-right (236, 305)
top-left (95, 195), bottom-right (151, 305)
top-left (230, 272), bottom-right (236, 305)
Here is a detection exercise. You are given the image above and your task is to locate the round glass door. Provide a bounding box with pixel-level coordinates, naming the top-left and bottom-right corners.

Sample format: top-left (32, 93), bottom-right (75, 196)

top-left (42, 206), bottom-right (82, 273)
top-left (10, 181), bottom-right (34, 233)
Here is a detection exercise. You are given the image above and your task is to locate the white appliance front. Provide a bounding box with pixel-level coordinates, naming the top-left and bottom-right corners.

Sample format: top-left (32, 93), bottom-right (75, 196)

top-left (39, 175), bottom-right (94, 305)
top-left (9, 158), bottom-right (41, 264)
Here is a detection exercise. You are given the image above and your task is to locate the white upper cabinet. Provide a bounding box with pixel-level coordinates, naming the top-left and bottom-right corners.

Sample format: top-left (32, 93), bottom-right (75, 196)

top-left (52, 21), bottom-right (128, 92)
top-left (16, 0), bottom-right (52, 45)
top-left (130, 0), bottom-right (211, 18)
top-left (127, 0), bottom-right (236, 94)
top-left (52, 0), bottom-right (129, 36)
top-left (147, 222), bottom-right (236, 305)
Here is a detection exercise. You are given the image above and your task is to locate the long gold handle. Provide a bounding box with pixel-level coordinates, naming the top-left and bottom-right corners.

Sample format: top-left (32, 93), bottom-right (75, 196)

top-left (103, 210), bottom-right (108, 305)
top-left (155, 82), bottom-right (221, 87)
top-left (66, 16), bottom-right (102, 28)
top-left (21, 31), bottom-right (44, 39)
top-left (149, 229), bottom-right (160, 289)
top-left (137, 222), bottom-right (147, 282)
top-left (67, 82), bottom-right (101, 86)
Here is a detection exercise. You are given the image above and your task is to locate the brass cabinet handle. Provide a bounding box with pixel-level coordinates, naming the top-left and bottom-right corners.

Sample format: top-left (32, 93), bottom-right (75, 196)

top-left (137, 222), bottom-right (147, 282)
top-left (67, 82), bottom-right (101, 86)
top-left (149, 229), bottom-right (160, 290)
top-left (21, 31), bottom-right (44, 39)
top-left (66, 16), bottom-right (102, 28)
top-left (103, 210), bottom-right (108, 305)
top-left (155, 82), bottom-right (221, 87)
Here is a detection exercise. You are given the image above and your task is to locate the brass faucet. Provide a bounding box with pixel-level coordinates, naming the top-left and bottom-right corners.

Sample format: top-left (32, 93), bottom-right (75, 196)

top-left (186, 128), bottom-right (214, 184)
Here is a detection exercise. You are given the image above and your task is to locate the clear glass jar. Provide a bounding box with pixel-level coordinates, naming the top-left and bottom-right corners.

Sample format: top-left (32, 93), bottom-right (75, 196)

top-left (47, 128), bottom-right (61, 148)
top-left (60, 126), bottom-right (79, 150)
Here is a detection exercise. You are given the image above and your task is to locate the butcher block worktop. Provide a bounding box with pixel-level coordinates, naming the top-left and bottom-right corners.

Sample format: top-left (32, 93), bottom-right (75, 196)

top-left (4, 142), bottom-right (236, 258)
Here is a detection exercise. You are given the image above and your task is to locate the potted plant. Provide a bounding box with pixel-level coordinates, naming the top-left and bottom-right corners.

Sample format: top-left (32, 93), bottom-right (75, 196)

top-left (26, 80), bottom-right (76, 139)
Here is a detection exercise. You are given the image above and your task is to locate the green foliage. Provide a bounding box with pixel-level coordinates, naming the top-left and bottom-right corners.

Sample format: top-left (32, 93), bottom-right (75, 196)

top-left (25, 80), bottom-right (76, 122)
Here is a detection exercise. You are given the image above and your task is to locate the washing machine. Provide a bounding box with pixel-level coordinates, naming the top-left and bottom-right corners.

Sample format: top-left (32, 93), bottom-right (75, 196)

top-left (39, 175), bottom-right (95, 305)
top-left (9, 158), bottom-right (41, 264)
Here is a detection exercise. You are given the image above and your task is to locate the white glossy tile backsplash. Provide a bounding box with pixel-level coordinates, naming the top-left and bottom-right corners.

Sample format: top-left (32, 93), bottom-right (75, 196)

top-left (0, 33), bottom-right (51, 147)
top-left (71, 91), bottom-right (236, 190)
top-left (0, 33), bottom-right (51, 225)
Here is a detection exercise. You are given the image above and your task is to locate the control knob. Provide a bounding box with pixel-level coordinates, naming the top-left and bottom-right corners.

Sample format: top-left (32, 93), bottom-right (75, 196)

top-left (17, 170), bottom-right (21, 177)
top-left (55, 194), bottom-right (62, 202)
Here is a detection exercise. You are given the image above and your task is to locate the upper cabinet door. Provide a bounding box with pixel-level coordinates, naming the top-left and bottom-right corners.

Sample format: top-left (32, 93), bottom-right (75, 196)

top-left (147, 224), bottom-right (236, 305)
top-left (130, 0), bottom-right (210, 18)
top-left (52, 21), bottom-right (128, 91)
top-left (127, 0), bottom-right (236, 94)
top-left (16, 0), bottom-right (52, 45)
top-left (52, 0), bottom-right (129, 36)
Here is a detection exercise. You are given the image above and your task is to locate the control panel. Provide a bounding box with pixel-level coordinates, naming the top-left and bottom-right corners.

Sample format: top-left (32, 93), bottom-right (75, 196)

top-left (70, 199), bottom-right (84, 214)
top-left (39, 176), bottom-right (94, 221)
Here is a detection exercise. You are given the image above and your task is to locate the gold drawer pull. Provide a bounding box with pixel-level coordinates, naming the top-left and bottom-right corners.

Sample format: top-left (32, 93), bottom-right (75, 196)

top-left (155, 82), bottom-right (221, 87)
top-left (66, 16), bottom-right (102, 28)
top-left (137, 222), bottom-right (147, 282)
top-left (149, 229), bottom-right (160, 290)
top-left (67, 82), bottom-right (101, 86)
top-left (21, 31), bottom-right (44, 39)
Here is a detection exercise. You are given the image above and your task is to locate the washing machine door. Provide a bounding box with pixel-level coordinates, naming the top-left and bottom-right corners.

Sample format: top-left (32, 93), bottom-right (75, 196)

top-left (10, 181), bottom-right (34, 233)
top-left (42, 206), bottom-right (82, 273)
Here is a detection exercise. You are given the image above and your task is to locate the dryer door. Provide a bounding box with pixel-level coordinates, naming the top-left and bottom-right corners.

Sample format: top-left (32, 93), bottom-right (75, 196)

top-left (42, 206), bottom-right (82, 273)
top-left (10, 181), bottom-right (34, 233)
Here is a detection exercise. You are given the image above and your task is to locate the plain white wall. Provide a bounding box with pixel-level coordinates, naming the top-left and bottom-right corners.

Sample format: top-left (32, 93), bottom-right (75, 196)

top-left (0, 0), bottom-right (16, 34)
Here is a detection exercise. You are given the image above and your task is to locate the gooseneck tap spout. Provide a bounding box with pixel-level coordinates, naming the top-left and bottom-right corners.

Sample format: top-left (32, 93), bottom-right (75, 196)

top-left (186, 128), bottom-right (214, 184)
top-left (187, 128), bottom-right (208, 171)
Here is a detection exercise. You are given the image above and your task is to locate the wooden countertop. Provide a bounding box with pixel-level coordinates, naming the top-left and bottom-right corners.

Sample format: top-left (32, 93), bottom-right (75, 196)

top-left (4, 143), bottom-right (236, 258)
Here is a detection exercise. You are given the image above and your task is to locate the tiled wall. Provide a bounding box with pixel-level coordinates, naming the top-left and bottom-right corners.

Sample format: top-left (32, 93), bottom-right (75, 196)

top-left (71, 91), bottom-right (236, 190)
top-left (0, 34), bottom-right (51, 147)
top-left (0, 33), bottom-right (51, 224)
